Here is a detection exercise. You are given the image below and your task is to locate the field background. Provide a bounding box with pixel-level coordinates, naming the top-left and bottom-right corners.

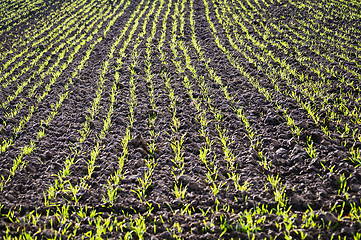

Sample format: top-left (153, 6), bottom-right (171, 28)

top-left (0, 0), bottom-right (361, 239)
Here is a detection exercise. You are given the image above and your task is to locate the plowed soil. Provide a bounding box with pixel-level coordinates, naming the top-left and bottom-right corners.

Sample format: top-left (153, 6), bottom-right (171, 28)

top-left (1, 0), bottom-right (361, 239)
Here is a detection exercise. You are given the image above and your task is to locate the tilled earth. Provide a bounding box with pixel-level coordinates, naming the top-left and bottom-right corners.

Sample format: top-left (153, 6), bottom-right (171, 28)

top-left (1, 0), bottom-right (361, 239)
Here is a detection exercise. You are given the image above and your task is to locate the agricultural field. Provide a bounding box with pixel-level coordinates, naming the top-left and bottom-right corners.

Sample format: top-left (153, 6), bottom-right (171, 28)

top-left (0, 0), bottom-right (361, 239)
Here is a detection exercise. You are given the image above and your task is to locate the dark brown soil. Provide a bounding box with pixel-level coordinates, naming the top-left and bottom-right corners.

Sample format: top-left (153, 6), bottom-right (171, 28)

top-left (1, 0), bottom-right (361, 239)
